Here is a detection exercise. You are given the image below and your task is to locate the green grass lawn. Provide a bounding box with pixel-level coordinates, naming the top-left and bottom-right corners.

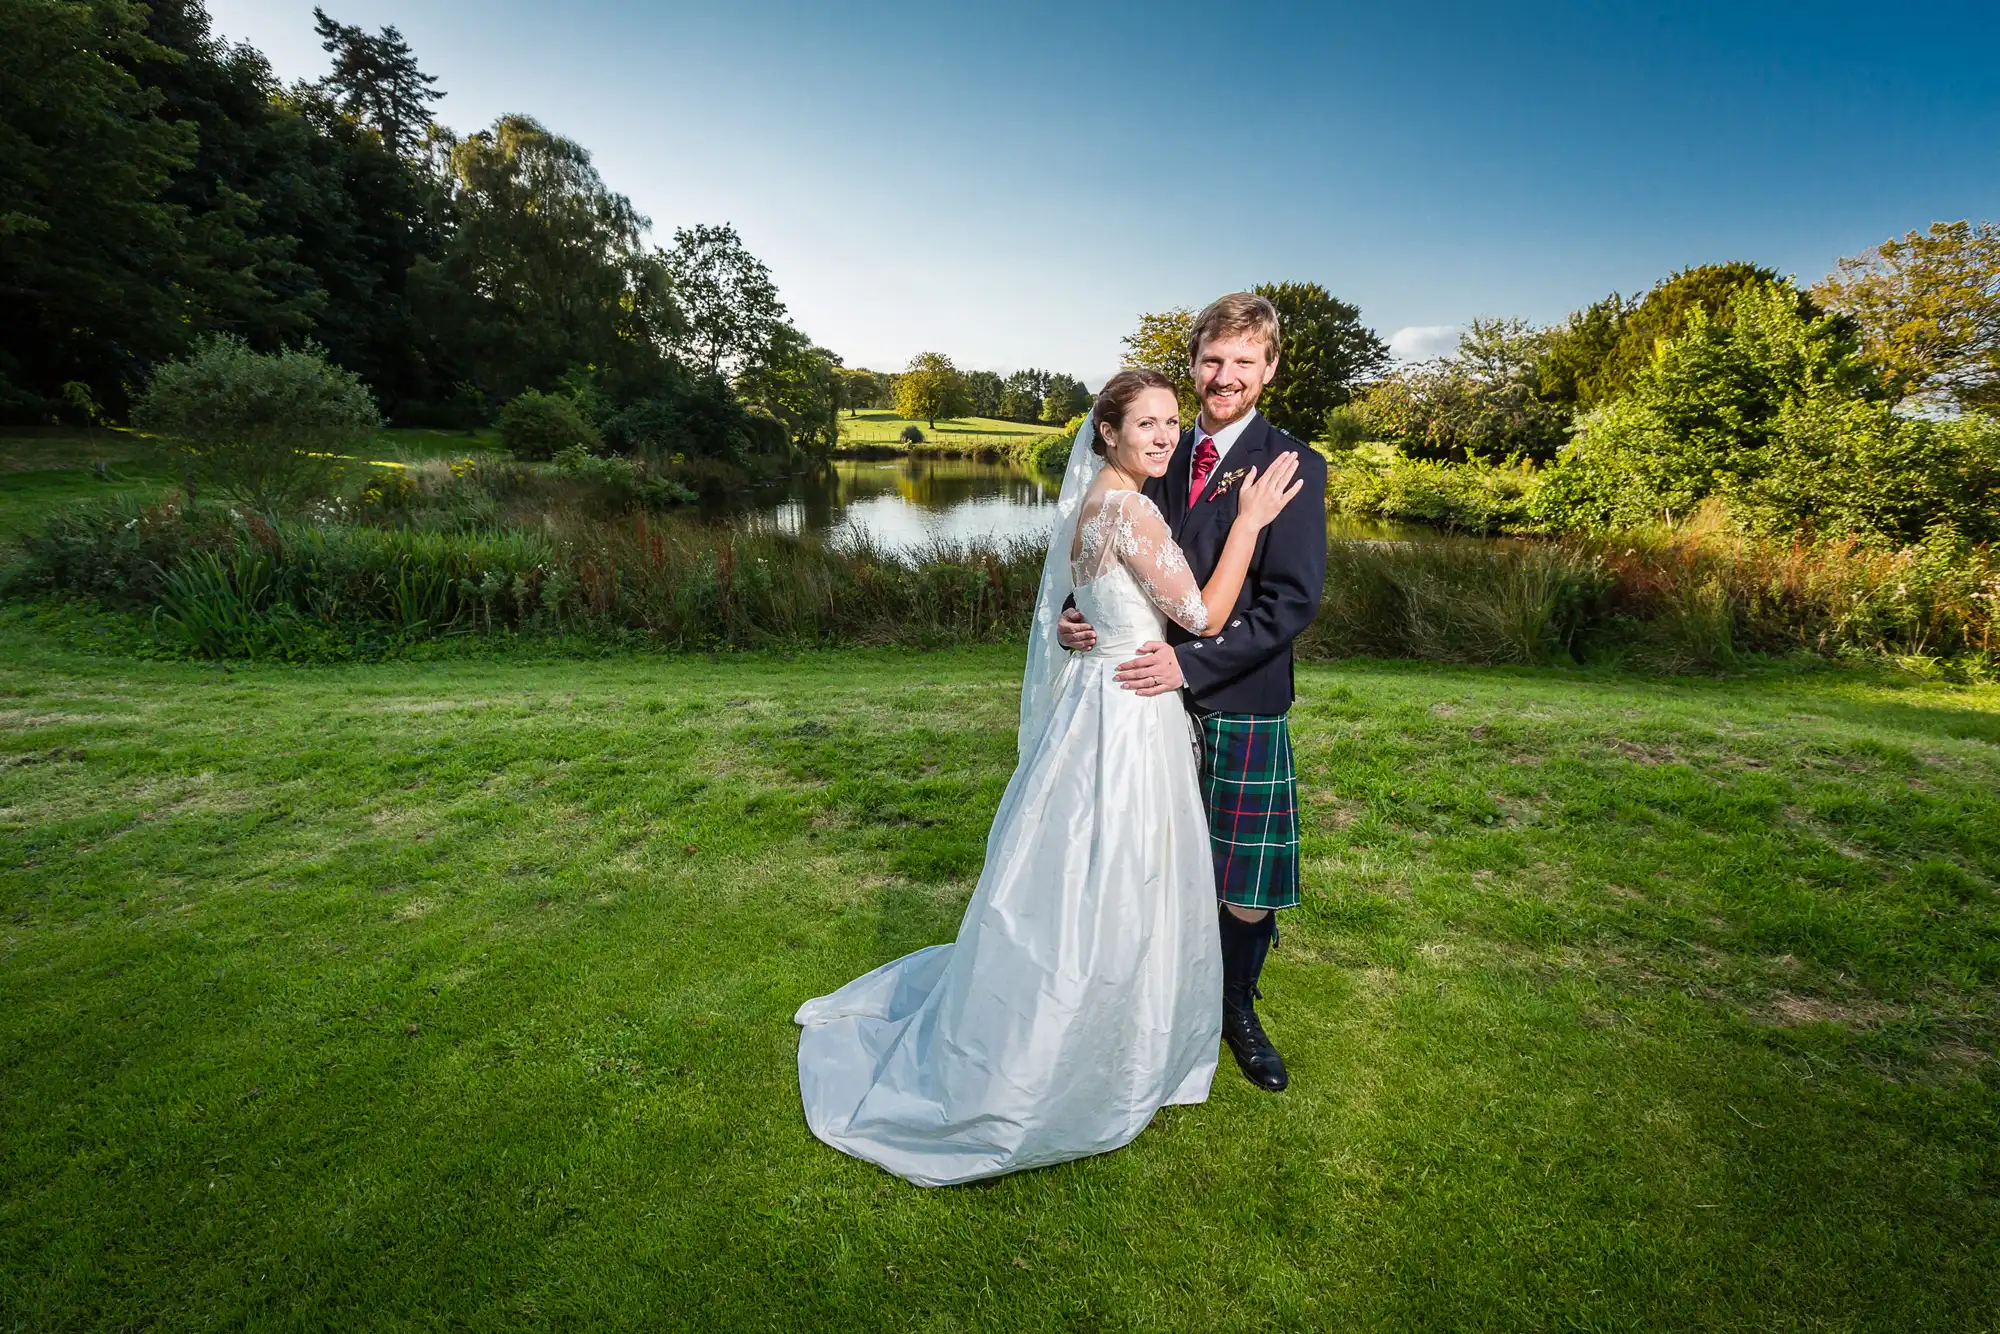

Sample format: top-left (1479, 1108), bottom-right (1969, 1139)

top-left (0, 428), bottom-right (501, 542)
top-left (838, 409), bottom-right (1058, 450)
top-left (0, 429), bottom-right (180, 539)
top-left (2, 617), bottom-right (1996, 1330)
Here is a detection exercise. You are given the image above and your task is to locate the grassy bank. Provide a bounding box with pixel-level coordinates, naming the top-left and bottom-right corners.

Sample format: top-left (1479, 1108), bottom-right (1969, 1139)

top-left (0, 427), bottom-right (502, 543)
top-left (7, 431), bottom-right (1995, 670)
top-left (1, 619), bottom-right (1996, 1329)
top-left (836, 409), bottom-right (1068, 469)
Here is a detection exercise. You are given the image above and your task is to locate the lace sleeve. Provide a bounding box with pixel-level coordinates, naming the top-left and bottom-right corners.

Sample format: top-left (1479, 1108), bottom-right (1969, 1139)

top-left (1111, 492), bottom-right (1208, 633)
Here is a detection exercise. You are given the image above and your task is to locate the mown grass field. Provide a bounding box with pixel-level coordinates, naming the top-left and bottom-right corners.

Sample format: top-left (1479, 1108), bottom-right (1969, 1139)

top-left (837, 409), bottom-right (1057, 453)
top-left (1, 611), bottom-right (1995, 1331)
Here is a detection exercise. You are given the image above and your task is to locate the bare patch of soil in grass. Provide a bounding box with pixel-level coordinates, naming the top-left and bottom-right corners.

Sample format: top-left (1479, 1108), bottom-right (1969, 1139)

top-left (1934, 1039), bottom-right (1992, 1067)
top-left (0, 710), bottom-right (110, 728)
top-left (1306, 790), bottom-right (1366, 829)
top-left (1762, 990), bottom-right (1907, 1029)
top-left (1608, 738), bottom-right (1679, 765)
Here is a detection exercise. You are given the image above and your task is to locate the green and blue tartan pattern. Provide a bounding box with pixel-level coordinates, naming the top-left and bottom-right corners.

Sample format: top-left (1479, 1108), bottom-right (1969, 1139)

top-left (1194, 711), bottom-right (1302, 911)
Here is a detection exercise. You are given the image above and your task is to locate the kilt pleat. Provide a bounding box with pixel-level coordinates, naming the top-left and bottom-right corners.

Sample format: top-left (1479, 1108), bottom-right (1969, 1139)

top-left (1194, 711), bottom-right (1302, 911)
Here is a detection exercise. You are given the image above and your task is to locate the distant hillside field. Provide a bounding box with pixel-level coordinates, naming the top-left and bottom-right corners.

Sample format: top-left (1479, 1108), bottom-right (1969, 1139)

top-left (838, 410), bottom-right (1062, 450)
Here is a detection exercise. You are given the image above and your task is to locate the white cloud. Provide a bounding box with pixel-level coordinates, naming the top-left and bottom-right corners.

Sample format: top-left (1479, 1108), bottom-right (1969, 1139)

top-left (1387, 325), bottom-right (1463, 363)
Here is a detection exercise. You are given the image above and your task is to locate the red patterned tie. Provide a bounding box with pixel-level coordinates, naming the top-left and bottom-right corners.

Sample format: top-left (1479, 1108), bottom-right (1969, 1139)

top-left (1188, 435), bottom-right (1219, 507)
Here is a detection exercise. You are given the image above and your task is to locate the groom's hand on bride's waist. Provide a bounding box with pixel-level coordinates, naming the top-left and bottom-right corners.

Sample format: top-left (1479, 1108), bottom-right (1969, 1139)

top-left (1057, 607), bottom-right (1096, 652)
top-left (1116, 642), bottom-right (1184, 696)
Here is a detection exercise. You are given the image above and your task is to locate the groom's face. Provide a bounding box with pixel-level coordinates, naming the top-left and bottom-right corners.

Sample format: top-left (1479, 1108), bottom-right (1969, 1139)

top-left (1192, 331), bottom-right (1279, 430)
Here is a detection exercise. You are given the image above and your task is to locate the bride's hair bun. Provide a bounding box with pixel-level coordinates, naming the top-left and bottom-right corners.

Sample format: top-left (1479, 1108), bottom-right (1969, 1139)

top-left (1089, 369), bottom-right (1177, 456)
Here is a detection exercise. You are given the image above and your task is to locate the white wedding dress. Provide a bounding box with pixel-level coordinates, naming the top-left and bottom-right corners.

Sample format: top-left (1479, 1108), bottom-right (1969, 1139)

top-left (794, 489), bottom-right (1224, 1187)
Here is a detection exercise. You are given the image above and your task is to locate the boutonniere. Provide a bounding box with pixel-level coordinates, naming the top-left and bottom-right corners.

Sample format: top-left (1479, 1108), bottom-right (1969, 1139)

top-left (1204, 467), bottom-right (1250, 502)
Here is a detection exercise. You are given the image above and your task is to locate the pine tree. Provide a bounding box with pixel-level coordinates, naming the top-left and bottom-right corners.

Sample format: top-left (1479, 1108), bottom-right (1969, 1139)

top-left (311, 8), bottom-right (443, 158)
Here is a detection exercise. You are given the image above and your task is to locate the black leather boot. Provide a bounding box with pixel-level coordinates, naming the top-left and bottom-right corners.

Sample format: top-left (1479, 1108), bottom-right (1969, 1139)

top-left (1218, 906), bottom-right (1288, 1092)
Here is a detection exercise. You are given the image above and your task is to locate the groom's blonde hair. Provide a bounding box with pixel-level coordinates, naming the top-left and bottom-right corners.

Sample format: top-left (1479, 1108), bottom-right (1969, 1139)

top-left (1189, 293), bottom-right (1282, 365)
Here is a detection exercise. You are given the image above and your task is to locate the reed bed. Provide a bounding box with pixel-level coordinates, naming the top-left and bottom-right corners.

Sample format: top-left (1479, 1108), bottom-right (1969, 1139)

top-left (5, 497), bottom-right (1994, 669)
top-left (1, 498), bottom-right (1046, 658)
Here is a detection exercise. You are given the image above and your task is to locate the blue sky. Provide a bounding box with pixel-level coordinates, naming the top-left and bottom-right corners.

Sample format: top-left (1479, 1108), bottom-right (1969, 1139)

top-left (210, 0), bottom-right (2000, 381)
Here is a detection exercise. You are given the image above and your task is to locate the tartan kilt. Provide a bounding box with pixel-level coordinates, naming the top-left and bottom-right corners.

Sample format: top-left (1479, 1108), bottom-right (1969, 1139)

top-left (1193, 711), bottom-right (1302, 911)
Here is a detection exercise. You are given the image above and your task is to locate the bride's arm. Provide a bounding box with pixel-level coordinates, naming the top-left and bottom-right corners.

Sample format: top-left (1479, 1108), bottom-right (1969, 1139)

top-left (1113, 493), bottom-right (1209, 633)
top-left (1116, 458), bottom-right (1304, 634)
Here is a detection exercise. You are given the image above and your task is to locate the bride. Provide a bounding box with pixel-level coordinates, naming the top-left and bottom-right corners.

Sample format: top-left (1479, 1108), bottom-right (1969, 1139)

top-left (794, 368), bottom-right (1304, 1186)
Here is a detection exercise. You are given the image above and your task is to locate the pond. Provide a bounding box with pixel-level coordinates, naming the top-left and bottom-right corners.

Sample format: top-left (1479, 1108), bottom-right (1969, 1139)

top-left (744, 456), bottom-right (1432, 555)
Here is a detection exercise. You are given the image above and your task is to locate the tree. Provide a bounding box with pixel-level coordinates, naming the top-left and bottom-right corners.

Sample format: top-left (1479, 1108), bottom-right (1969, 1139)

top-left (1814, 220), bottom-right (2000, 413)
top-left (1536, 293), bottom-right (1631, 406)
top-left (1252, 282), bottom-right (1389, 439)
top-left (1546, 263), bottom-right (1801, 409)
top-left (964, 369), bottom-right (1003, 418)
top-left (277, 82), bottom-right (452, 418)
top-left (125, 0), bottom-right (325, 352)
top-left (1040, 373), bottom-right (1089, 425)
top-left (662, 222), bottom-right (785, 378)
top-left (999, 369), bottom-right (1051, 422)
top-left (1120, 309), bottom-right (1196, 419)
top-left (133, 335), bottom-right (381, 510)
top-left (498, 388), bottom-right (599, 460)
top-left (895, 352), bottom-right (970, 427)
top-left (311, 7), bottom-right (443, 159)
top-left (0, 0), bottom-right (201, 419)
top-left (737, 324), bottom-right (841, 455)
top-left (1538, 281), bottom-right (1877, 532)
top-left (416, 115), bottom-right (678, 400)
top-left (837, 368), bottom-right (883, 415)
top-left (1349, 320), bottom-right (1570, 463)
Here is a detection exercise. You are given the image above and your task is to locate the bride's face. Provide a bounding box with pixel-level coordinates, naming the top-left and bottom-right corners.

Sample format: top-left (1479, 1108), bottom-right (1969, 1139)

top-left (1101, 387), bottom-right (1181, 478)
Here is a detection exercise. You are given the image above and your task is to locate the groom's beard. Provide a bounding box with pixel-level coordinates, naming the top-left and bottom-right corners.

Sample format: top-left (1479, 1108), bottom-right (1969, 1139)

top-left (1198, 390), bottom-right (1260, 434)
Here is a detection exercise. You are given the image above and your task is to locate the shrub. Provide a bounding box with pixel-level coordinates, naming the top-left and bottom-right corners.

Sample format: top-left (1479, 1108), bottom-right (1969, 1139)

top-left (1016, 433), bottom-right (1075, 474)
top-left (1325, 445), bottom-right (1539, 533)
top-left (132, 335), bottom-right (381, 511)
top-left (899, 425), bottom-right (925, 445)
top-left (550, 444), bottom-right (697, 512)
top-left (357, 466), bottom-right (418, 513)
top-left (498, 390), bottom-right (600, 460)
top-left (1321, 405), bottom-right (1368, 451)
top-left (1532, 282), bottom-right (1897, 537)
top-left (1737, 399), bottom-right (2000, 544)
top-left (601, 368), bottom-right (782, 467)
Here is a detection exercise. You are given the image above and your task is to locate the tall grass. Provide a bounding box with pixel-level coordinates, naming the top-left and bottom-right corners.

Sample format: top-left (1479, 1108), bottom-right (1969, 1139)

top-left (1, 498), bottom-right (1043, 658)
top-left (5, 495), bottom-right (1995, 668)
top-left (1303, 527), bottom-right (1998, 671)
top-left (1585, 526), bottom-right (2000, 668)
top-left (1304, 540), bottom-right (1607, 665)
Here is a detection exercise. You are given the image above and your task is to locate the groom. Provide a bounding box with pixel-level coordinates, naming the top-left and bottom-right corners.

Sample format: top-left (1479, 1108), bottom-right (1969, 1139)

top-left (1058, 292), bottom-right (1328, 1092)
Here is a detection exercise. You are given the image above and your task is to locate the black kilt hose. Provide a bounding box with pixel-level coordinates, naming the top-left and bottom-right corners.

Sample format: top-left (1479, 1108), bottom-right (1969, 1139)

top-left (1140, 412), bottom-right (1329, 914)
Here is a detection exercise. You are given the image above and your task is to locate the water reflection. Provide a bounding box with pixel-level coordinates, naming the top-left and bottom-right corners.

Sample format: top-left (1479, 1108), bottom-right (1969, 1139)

top-left (762, 458), bottom-right (1061, 553)
top-left (743, 456), bottom-right (1434, 556)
